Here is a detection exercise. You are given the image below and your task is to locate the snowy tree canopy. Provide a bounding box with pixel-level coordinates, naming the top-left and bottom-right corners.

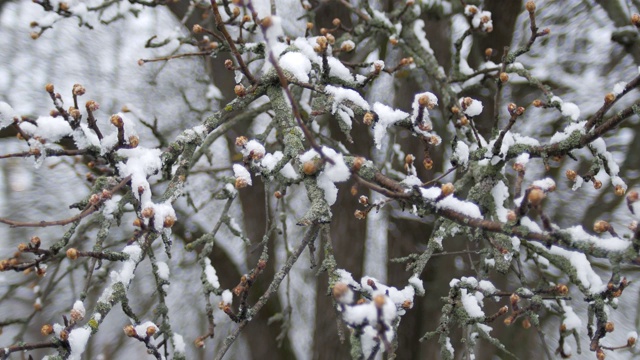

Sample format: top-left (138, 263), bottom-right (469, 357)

top-left (1, 0), bottom-right (640, 359)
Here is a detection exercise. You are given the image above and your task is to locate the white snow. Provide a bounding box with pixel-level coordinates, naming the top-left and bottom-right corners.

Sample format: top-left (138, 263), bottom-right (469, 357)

top-left (460, 98), bottom-right (483, 117)
top-left (221, 289), bottom-right (233, 305)
top-left (68, 327), bottom-right (92, 360)
top-left (72, 300), bottom-right (86, 319)
top-left (173, 333), bottom-right (186, 353)
top-left (156, 261), bottom-right (170, 281)
top-left (0, 101), bottom-right (19, 129)
top-left (134, 321), bottom-right (159, 338)
top-left (279, 51), bottom-right (312, 82)
top-left (233, 164), bottom-right (252, 186)
top-left (372, 102), bottom-right (409, 149)
top-left (204, 257), bottom-right (220, 288)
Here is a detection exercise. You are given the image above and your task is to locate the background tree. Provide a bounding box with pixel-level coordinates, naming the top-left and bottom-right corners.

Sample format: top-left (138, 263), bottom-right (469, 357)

top-left (1, 0), bottom-right (640, 359)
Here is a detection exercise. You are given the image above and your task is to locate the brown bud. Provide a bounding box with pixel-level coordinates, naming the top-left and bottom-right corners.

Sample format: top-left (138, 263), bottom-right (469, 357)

top-left (508, 103), bottom-right (517, 114)
top-left (163, 215), bottom-right (176, 228)
top-left (516, 107), bottom-right (525, 116)
top-left (604, 92), bottom-right (615, 104)
top-left (30, 32), bottom-right (39, 40)
top-left (128, 135), bottom-right (139, 148)
top-left (70, 309), bottom-right (84, 322)
top-left (556, 284), bottom-right (569, 296)
top-left (261, 16), bottom-right (272, 28)
top-left (59, 329), bottom-right (68, 340)
top-left (596, 348), bottom-right (605, 360)
top-left (326, 33), bottom-right (335, 45)
top-left (522, 318), bottom-right (531, 329)
top-left (110, 114), bottom-right (123, 127)
top-left (224, 59), bottom-right (234, 70)
top-left (340, 41), bottom-right (354, 52)
top-left (527, 188), bottom-right (545, 206)
top-left (45, 83), bottom-right (54, 93)
top-left (628, 336), bottom-right (637, 346)
top-left (594, 220), bottom-right (610, 233)
top-left (41, 324), bottom-right (54, 336)
top-left (354, 210), bottom-right (366, 220)
top-left (146, 326), bottom-right (157, 337)
top-left (593, 179), bottom-right (603, 190)
top-left (565, 169), bottom-right (577, 181)
top-left (133, 218), bottom-right (143, 227)
top-left (235, 178), bottom-right (248, 189)
top-left (373, 294), bottom-right (386, 309)
top-left (389, 37), bottom-right (398, 45)
top-left (633, 13), bottom-right (640, 27)
top-left (302, 161), bottom-right (317, 176)
top-left (605, 322), bottom-right (614, 333)
top-left (30, 236), bottom-right (41, 247)
top-left (193, 24), bottom-right (204, 34)
top-left (72, 84), bottom-right (85, 96)
top-left (441, 183), bottom-right (454, 197)
top-left (232, 7), bottom-right (240, 17)
top-left (195, 337), bottom-right (205, 348)
top-left (137, 59), bottom-right (145, 66)
top-left (89, 193), bottom-right (100, 206)
top-left (363, 112), bottom-right (375, 126)
top-left (503, 317), bottom-right (513, 326)
top-left (66, 248), bottom-right (79, 260)
top-left (123, 324), bottom-right (137, 337)
top-left (332, 282), bottom-right (349, 299)
top-left (628, 191), bottom-right (639, 202)
top-left (507, 210), bottom-right (517, 222)
top-left (316, 36), bottom-right (327, 48)
top-left (459, 116), bottom-right (469, 126)
top-left (484, 48), bottom-right (493, 58)
top-left (274, 191), bottom-right (283, 199)
top-left (532, 99), bottom-right (543, 107)
top-left (17, 243), bottom-right (28, 252)
top-left (358, 195), bottom-right (368, 206)
top-left (242, 15), bottom-right (251, 23)
top-left (510, 293), bottom-right (520, 306)
top-left (234, 84), bottom-right (246, 97)
top-left (614, 185), bottom-right (625, 196)
top-left (499, 72), bottom-right (509, 83)
top-left (560, 323), bottom-right (567, 332)
top-left (142, 207), bottom-right (155, 219)
top-left (423, 158), bottom-right (433, 170)
top-left (525, 1), bottom-right (536, 12)
top-left (332, 18), bottom-right (341, 27)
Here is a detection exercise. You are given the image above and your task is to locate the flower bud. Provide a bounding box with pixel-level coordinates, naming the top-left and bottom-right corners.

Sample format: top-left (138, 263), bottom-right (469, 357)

top-left (441, 183), bottom-right (454, 197)
top-left (163, 215), bottom-right (176, 228)
top-left (373, 294), bottom-right (386, 309)
top-left (123, 324), bottom-right (137, 337)
top-left (565, 169), bottom-right (577, 181)
top-left (499, 72), bottom-right (509, 83)
top-left (41, 324), bottom-right (54, 336)
top-left (45, 83), bottom-right (54, 93)
top-left (363, 112), bottom-right (375, 126)
top-left (633, 13), bottom-right (640, 27)
top-left (193, 24), bottom-right (204, 34)
top-left (234, 84), bottom-right (246, 97)
top-left (72, 84), bottom-right (86, 96)
top-left (605, 322), bottom-right (614, 333)
top-left (527, 188), bottom-right (545, 206)
top-left (593, 220), bottom-right (610, 233)
top-left (604, 92), bottom-right (615, 104)
top-left (66, 248), bottom-right (79, 260)
top-left (354, 210), bottom-right (366, 220)
top-left (142, 207), bottom-right (155, 219)
top-left (614, 185), bottom-right (625, 196)
top-left (30, 236), bottom-right (41, 247)
top-left (146, 326), bottom-right (157, 337)
top-left (302, 161), bottom-right (317, 176)
top-left (525, 1), bottom-right (536, 12)
top-left (110, 114), bottom-right (124, 127)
